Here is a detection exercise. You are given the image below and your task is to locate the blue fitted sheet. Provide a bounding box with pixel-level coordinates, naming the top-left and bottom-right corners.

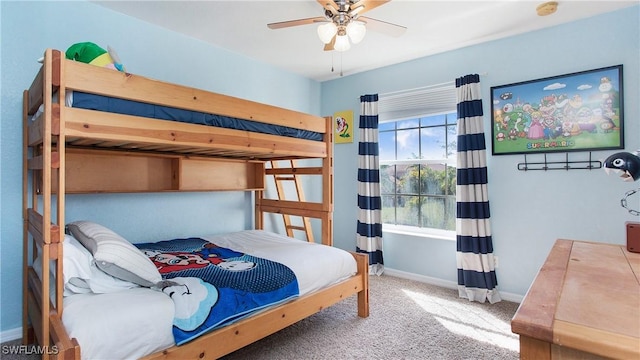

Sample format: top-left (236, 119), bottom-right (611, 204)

top-left (71, 92), bottom-right (323, 141)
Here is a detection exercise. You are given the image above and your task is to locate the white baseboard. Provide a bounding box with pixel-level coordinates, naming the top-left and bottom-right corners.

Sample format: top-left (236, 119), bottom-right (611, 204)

top-left (0, 327), bottom-right (23, 343)
top-left (383, 267), bottom-right (524, 303)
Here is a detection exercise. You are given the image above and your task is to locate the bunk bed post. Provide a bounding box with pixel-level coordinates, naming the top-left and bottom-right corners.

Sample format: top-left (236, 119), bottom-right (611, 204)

top-left (41, 48), bottom-right (54, 354)
top-left (353, 252), bottom-right (370, 318)
top-left (254, 188), bottom-right (264, 230)
top-left (22, 90), bottom-right (33, 344)
top-left (321, 116), bottom-right (334, 246)
top-left (23, 48), bottom-right (74, 359)
top-left (55, 49), bottom-right (66, 315)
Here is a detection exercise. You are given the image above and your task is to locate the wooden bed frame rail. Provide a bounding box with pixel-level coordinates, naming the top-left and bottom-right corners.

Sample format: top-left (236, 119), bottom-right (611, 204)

top-left (23, 48), bottom-right (365, 360)
top-left (141, 252), bottom-right (369, 360)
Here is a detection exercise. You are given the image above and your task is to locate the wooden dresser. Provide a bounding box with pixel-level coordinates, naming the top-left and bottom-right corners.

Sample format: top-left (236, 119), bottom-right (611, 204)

top-left (511, 239), bottom-right (640, 359)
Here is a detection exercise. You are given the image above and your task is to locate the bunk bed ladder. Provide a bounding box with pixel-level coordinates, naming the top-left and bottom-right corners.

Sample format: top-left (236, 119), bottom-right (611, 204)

top-left (268, 160), bottom-right (314, 243)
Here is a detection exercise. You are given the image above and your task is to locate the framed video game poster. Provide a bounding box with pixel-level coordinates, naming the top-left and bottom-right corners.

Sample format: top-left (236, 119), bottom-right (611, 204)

top-left (490, 65), bottom-right (624, 155)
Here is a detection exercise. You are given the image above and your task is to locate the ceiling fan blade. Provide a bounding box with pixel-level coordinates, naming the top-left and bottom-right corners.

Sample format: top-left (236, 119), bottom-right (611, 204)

top-left (267, 17), bottom-right (327, 30)
top-left (350, 0), bottom-right (390, 16)
top-left (323, 35), bottom-right (336, 51)
top-left (359, 16), bottom-right (406, 37)
top-left (317, 0), bottom-right (339, 13)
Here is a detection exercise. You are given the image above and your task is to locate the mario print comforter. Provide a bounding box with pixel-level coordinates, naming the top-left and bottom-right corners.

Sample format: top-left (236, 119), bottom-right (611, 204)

top-left (136, 237), bottom-right (299, 346)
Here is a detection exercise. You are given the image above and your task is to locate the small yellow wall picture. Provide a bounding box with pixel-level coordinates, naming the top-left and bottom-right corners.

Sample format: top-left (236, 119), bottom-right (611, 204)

top-left (334, 110), bottom-right (353, 144)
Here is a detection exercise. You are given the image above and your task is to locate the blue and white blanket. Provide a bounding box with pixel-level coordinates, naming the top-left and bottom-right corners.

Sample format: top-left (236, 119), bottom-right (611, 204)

top-left (136, 237), bottom-right (299, 345)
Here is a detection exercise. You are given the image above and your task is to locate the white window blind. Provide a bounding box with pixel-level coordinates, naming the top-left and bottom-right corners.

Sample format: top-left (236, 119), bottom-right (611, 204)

top-left (378, 82), bottom-right (457, 122)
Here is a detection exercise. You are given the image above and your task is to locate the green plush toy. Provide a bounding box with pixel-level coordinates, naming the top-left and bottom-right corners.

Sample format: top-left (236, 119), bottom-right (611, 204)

top-left (65, 42), bottom-right (125, 72)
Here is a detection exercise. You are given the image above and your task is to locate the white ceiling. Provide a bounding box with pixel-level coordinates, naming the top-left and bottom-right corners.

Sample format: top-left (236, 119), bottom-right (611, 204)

top-left (93, 0), bottom-right (638, 82)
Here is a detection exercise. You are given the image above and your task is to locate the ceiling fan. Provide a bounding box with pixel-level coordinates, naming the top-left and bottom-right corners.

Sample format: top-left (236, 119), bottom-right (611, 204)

top-left (267, 0), bottom-right (406, 52)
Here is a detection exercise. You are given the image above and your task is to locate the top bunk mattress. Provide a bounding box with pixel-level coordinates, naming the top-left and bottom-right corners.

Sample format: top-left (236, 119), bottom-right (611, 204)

top-left (28, 49), bottom-right (330, 160)
top-left (69, 91), bottom-right (323, 141)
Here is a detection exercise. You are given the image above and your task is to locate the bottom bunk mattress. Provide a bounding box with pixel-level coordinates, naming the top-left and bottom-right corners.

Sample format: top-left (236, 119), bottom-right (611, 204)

top-left (61, 230), bottom-right (356, 360)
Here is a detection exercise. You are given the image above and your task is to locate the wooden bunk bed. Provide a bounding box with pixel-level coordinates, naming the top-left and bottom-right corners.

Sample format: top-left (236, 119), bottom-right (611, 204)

top-left (23, 49), bottom-right (369, 359)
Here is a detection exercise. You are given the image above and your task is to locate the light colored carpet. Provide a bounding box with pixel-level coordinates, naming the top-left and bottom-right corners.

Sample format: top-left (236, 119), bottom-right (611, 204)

top-left (2, 275), bottom-right (520, 359)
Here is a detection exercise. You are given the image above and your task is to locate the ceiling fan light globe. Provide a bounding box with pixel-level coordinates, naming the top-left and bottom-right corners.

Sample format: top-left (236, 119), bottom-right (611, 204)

top-left (346, 21), bottom-right (366, 44)
top-left (317, 22), bottom-right (338, 44)
top-left (334, 34), bottom-right (351, 51)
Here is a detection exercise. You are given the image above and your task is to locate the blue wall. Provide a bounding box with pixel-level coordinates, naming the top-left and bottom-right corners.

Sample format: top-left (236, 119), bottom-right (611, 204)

top-left (1, 1), bottom-right (638, 336)
top-left (323, 7), bottom-right (639, 298)
top-left (0, 1), bottom-right (321, 335)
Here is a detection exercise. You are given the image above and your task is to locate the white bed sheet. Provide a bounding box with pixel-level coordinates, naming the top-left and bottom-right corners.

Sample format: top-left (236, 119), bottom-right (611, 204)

top-left (202, 230), bottom-right (356, 295)
top-left (63, 287), bottom-right (175, 360)
top-left (61, 230), bottom-right (357, 359)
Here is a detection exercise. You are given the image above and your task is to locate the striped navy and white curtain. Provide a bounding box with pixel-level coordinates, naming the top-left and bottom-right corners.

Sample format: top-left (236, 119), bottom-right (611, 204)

top-left (356, 94), bottom-right (384, 275)
top-left (455, 74), bottom-right (501, 304)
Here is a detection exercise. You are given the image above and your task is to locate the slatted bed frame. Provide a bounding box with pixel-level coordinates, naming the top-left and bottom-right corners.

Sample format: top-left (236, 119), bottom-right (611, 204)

top-left (22, 49), bottom-right (369, 360)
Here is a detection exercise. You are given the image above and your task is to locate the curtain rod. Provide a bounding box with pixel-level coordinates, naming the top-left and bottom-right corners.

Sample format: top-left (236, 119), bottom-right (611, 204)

top-left (380, 81), bottom-right (453, 97)
top-left (378, 73), bottom-right (488, 98)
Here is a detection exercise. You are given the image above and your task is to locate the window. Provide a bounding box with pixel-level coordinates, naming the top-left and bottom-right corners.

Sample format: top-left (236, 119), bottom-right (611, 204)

top-left (377, 84), bottom-right (457, 235)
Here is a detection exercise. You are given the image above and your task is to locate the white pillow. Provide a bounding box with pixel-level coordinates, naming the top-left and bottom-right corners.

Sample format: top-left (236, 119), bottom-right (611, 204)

top-left (33, 234), bottom-right (140, 296)
top-left (63, 235), bottom-right (93, 281)
top-left (32, 234), bottom-right (93, 296)
top-left (62, 234), bottom-right (93, 295)
top-left (65, 235), bottom-right (140, 294)
top-left (66, 221), bottom-right (162, 287)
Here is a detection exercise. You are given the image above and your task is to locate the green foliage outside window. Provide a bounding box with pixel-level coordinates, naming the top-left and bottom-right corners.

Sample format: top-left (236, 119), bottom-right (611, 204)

top-left (380, 112), bottom-right (457, 231)
top-left (381, 164), bottom-right (456, 230)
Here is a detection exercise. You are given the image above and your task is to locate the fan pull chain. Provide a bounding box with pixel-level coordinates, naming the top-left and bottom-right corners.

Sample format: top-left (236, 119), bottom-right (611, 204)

top-left (331, 52), bottom-right (334, 73)
top-left (329, 52), bottom-right (343, 77)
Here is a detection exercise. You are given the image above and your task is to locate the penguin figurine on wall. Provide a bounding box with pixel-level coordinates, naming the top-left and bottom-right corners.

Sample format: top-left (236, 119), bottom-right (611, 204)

top-left (604, 151), bottom-right (640, 182)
